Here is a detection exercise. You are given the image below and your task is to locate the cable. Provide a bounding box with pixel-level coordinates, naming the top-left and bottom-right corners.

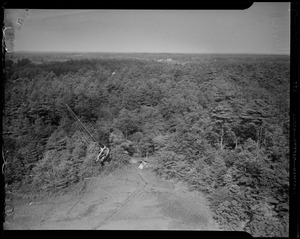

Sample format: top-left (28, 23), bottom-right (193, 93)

top-left (65, 104), bottom-right (110, 163)
top-left (65, 104), bottom-right (97, 142)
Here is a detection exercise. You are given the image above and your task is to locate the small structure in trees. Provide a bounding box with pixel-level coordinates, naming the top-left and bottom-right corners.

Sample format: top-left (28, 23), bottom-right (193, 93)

top-left (65, 104), bottom-right (110, 164)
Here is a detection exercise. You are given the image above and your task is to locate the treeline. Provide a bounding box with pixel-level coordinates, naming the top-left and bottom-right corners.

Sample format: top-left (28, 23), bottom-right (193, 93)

top-left (3, 55), bottom-right (289, 236)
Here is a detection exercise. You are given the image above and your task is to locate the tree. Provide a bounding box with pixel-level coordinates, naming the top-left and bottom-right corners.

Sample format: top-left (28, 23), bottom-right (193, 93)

top-left (114, 108), bottom-right (139, 139)
top-left (16, 58), bottom-right (32, 67)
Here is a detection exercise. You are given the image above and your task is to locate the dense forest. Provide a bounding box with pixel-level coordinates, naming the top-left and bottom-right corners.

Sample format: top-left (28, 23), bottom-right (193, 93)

top-left (3, 54), bottom-right (289, 236)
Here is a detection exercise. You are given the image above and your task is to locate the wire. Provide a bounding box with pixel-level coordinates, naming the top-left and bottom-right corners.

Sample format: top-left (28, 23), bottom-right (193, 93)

top-left (65, 104), bottom-right (97, 142)
top-left (57, 72), bottom-right (106, 148)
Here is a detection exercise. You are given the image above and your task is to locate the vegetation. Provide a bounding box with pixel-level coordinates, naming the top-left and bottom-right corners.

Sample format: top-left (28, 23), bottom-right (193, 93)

top-left (3, 53), bottom-right (289, 236)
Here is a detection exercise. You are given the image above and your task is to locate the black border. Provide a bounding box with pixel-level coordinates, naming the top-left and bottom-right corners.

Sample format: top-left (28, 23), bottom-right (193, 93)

top-left (1, 1), bottom-right (298, 239)
top-left (2, 230), bottom-right (253, 239)
top-left (290, 2), bottom-right (299, 239)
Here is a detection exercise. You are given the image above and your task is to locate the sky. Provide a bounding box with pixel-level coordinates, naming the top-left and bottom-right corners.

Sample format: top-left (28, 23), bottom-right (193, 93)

top-left (5, 3), bottom-right (290, 54)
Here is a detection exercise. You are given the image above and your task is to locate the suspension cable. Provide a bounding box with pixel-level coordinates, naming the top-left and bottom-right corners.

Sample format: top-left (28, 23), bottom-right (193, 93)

top-left (65, 104), bottom-right (97, 142)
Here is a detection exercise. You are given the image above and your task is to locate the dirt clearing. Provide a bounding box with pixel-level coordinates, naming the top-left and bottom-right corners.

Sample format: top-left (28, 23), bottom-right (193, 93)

top-left (5, 160), bottom-right (221, 230)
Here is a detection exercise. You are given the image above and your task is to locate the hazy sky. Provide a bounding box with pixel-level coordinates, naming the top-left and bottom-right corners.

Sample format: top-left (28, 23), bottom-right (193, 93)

top-left (9, 3), bottom-right (290, 54)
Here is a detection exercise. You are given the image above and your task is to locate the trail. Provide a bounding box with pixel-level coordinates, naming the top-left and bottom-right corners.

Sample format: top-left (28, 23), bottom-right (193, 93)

top-left (5, 159), bottom-right (221, 230)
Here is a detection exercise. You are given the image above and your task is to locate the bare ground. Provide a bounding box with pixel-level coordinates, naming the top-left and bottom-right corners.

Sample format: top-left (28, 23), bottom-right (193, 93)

top-left (4, 159), bottom-right (221, 230)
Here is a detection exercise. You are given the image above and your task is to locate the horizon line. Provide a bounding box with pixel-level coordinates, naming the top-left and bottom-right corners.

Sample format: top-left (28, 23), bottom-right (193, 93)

top-left (8, 50), bottom-right (290, 56)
